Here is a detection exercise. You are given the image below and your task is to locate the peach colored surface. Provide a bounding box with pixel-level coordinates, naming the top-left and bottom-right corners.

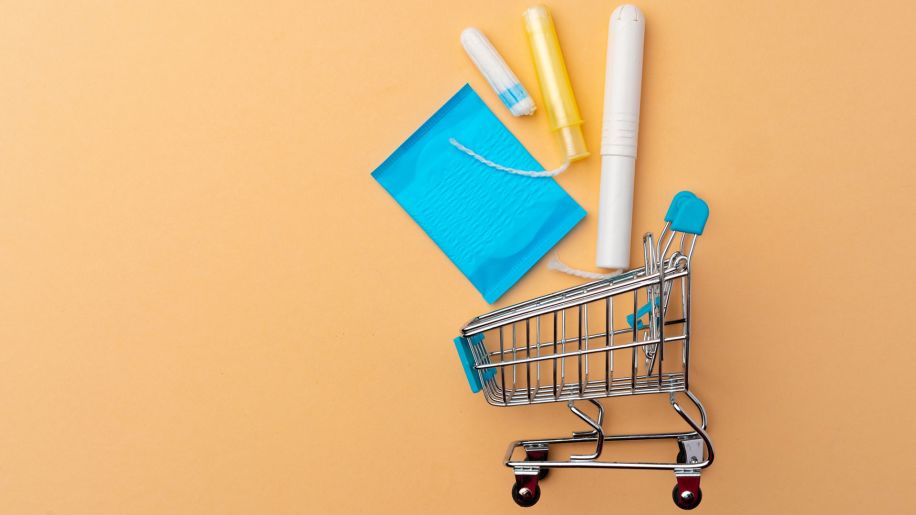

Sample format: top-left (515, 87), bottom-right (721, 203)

top-left (2, 1), bottom-right (915, 513)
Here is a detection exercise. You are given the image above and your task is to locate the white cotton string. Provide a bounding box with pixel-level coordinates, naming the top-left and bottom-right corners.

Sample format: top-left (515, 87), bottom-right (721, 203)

top-left (547, 253), bottom-right (621, 280)
top-left (449, 138), bottom-right (569, 177)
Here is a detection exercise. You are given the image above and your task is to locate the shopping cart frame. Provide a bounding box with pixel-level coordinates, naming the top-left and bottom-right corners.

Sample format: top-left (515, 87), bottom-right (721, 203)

top-left (454, 192), bottom-right (713, 509)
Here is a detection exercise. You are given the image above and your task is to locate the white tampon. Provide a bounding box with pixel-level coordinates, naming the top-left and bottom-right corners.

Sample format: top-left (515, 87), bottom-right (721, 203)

top-left (596, 4), bottom-right (645, 269)
top-left (460, 27), bottom-right (536, 116)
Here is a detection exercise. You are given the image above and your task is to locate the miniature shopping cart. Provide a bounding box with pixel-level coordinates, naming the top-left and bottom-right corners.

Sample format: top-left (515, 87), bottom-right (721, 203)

top-left (454, 191), bottom-right (713, 510)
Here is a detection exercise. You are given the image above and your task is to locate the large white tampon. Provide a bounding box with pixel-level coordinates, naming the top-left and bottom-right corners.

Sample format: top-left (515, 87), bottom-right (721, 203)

top-left (596, 4), bottom-right (645, 270)
top-left (460, 28), bottom-right (536, 116)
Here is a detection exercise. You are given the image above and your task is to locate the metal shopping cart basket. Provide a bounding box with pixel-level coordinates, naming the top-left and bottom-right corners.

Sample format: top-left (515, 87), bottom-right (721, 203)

top-left (453, 191), bottom-right (713, 510)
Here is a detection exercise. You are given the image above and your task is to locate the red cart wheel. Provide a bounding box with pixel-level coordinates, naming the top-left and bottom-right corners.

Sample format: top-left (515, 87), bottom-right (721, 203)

top-left (672, 484), bottom-right (702, 510)
top-left (511, 482), bottom-right (541, 508)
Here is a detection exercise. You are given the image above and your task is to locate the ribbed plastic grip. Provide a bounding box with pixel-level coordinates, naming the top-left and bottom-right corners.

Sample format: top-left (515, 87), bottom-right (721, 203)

top-left (671, 197), bottom-right (710, 235)
top-left (664, 191), bottom-right (697, 222)
top-left (454, 334), bottom-right (495, 393)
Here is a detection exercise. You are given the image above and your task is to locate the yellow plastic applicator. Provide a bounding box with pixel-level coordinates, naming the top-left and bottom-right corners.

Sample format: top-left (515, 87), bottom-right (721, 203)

top-left (523, 5), bottom-right (589, 162)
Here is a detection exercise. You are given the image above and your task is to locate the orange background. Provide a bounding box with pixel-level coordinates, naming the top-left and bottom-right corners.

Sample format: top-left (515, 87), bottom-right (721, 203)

top-left (2, 0), bottom-right (915, 513)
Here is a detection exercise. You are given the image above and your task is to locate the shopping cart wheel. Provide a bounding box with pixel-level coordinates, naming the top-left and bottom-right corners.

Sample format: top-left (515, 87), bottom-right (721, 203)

top-left (672, 484), bottom-right (702, 510)
top-left (524, 448), bottom-right (550, 480)
top-left (536, 467), bottom-right (549, 480)
top-left (511, 482), bottom-right (541, 508)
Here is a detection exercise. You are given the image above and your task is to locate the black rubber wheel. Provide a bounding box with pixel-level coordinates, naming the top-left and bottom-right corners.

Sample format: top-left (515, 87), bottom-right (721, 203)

top-left (676, 448), bottom-right (687, 464)
top-left (672, 484), bottom-right (702, 510)
top-left (525, 453), bottom-right (550, 480)
top-left (511, 482), bottom-right (541, 508)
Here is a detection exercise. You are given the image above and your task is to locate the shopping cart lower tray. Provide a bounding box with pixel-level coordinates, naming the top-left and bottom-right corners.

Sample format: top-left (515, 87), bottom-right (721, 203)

top-left (454, 191), bottom-right (714, 510)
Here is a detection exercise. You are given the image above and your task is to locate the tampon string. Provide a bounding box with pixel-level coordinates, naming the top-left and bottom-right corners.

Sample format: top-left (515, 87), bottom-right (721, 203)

top-left (449, 138), bottom-right (569, 177)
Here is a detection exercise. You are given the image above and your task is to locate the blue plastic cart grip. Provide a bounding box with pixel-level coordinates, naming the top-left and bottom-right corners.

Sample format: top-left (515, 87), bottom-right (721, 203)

top-left (664, 191), bottom-right (697, 222)
top-left (627, 297), bottom-right (661, 330)
top-left (454, 334), bottom-right (495, 393)
top-left (671, 197), bottom-right (710, 235)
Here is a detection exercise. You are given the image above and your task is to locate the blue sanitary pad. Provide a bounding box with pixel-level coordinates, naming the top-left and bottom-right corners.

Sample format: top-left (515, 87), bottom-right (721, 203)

top-left (372, 84), bottom-right (585, 303)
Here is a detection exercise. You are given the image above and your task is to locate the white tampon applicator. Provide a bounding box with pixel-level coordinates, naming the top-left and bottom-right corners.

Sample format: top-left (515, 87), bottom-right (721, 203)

top-left (596, 4), bottom-right (645, 270)
top-left (461, 27), bottom-right (536, 116)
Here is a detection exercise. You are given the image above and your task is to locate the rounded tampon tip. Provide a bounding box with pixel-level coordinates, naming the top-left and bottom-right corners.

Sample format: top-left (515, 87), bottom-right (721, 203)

top-left (523, 5), bottom-right (553, 33)
top-left (612, 4), bottom-right (643, 22)
top-left (510, 97), bottom-right (536, 116)
top-left (523, 5), bottom-right (549, 19)
top-left (459, 27), bottom-right (482, 48)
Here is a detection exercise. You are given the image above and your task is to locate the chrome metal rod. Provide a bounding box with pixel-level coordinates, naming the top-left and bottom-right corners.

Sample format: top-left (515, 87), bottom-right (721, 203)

top-left (670, 390), bottom-right (714, 467)
top-left (568, 399), bottom-right (605, 460)
top-left (463, 268), bottom-right (688, 335)
top-left (487, 319), bottom-right (686, 358)
top-left (476, 335), bottom-right (687, 369)
top-left (501, 391), bottom-right (713, 471)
